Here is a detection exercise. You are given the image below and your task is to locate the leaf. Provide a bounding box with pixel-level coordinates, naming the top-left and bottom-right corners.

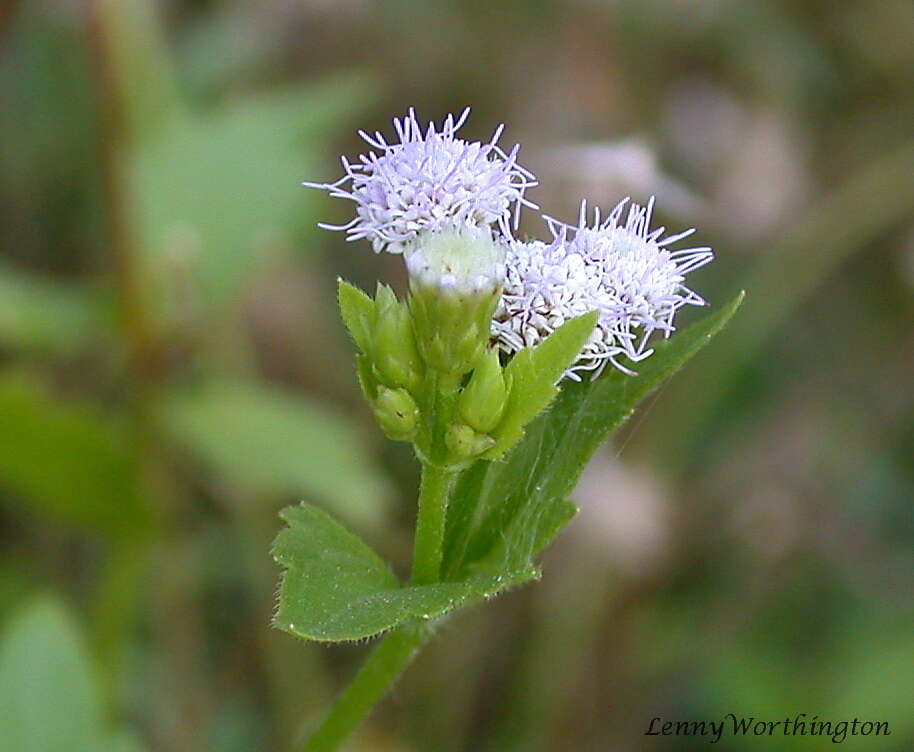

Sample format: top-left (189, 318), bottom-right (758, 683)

top-left (443, 292), bottom-right (745, 580)
top-left (0, 264), bottom-right (107, 353)
top-left (337, 278), bottom-right (374, 353)
top-left (0, 0), bottom-right (97, 186)
top-left (275, 297), bottom-right (743, 642)
top-left (101, 733), bottom-right (147, 752)
top-left (0, 596), bottom-right (103, 752)
top-left (825, 613), bottom-right (914, 743)
top-left (129, 76), bottom-right (370, 317)
top-left (273, 503), bottom-right (534, 642)
top-left (484, 312), bottom-right (598, 459)
top-left (163, 382), bottom-right (392, 528)
top-left (0, 372), bottom-right (147, 537)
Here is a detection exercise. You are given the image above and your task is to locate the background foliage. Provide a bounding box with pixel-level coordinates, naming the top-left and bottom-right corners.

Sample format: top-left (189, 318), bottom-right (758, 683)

top-left (1, 1), bottom-right (912, 750)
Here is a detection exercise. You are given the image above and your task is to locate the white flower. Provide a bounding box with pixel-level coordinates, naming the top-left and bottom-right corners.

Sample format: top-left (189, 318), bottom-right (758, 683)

top-left (303, 108), bottom-right (537, 254)
top-left (492, 198), bottom-right (713, 380)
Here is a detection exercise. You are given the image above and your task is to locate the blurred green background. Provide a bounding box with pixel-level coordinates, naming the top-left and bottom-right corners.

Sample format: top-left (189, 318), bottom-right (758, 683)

top-left (1, 1), bottom-right (912, 750)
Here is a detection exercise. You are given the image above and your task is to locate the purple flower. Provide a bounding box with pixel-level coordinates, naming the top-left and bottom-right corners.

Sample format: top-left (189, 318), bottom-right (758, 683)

top-left (303, 108), bottom-right (537, 254)
top-left (493, 198), bottom-right (714, 379)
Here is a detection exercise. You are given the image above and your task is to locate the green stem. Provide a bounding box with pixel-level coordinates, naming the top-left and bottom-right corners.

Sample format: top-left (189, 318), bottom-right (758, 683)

top-left (411, 462), bottom-right (458, 585)
top-left (300, 371), bottom-right (462, 750)
top-left (301, 624), bottom-right (430, 752)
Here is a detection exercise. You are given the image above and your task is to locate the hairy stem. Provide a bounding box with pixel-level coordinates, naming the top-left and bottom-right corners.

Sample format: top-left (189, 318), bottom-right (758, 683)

top-left (301, 624), bottom-right (430, 752)
top-left (412, 462), bottom-right (458, 585)
top-left (301, 370), bottom-right (462, 750)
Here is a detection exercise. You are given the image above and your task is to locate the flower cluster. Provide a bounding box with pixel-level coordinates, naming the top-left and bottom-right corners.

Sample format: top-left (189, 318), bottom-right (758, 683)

top-left (303, 108), bottom-right (537, 254)
top-left (306, 109), bottom-right (714, 378)
top-left (493, 198), bottom-right (713, 379)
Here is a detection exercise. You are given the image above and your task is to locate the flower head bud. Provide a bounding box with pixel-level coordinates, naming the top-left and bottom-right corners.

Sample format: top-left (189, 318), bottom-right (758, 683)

top-left (445, 423), bottom-right (496, 461)
top-left (373, 386), bottom-right (420, 442)
top-left (370, 285), bottom-right (422, 392)
top-left (457, 348), bottom-right (509, 433)
top-left (407, 225), bottom-right (505, 376)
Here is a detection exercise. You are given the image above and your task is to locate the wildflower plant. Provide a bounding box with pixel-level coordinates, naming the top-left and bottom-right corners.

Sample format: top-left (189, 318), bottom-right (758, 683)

top-left (275, 109), bottom-right (743, 752)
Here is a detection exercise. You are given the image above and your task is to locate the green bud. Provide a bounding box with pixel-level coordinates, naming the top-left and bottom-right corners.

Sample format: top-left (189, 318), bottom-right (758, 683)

top-left (373, 387), bottom-right (420, 442)
top-left (458, 348), bottom-right (508, 432)
top-left (370, 293), bottom-right (423, 392)
top-left (445, 423), bottom-right (496, 460)
top-left (405, 226), bottom-right (504, 376)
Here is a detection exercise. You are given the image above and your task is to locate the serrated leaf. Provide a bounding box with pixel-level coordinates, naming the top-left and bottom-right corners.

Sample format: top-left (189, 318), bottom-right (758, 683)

top-left (163, 382), bottom-right (392, 529)
top-left (485, 312), bottom-right (598, 459)
top-left (337, 278), bottom-right (374, 353)
top-left (0, 596), bottom-right (103, 752)
top-left (444, 293), bottom-right (744, 579)
top-left (273, 503), bottom-right (535, 642)
top-left (0, 372), bottom-right (147, 537)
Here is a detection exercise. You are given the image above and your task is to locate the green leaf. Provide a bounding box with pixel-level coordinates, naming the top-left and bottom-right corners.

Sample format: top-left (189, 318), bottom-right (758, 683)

top-left (273, 503), bottom-right (534, 642)
top-left (274, 297), bottom-right (743, 642)
top-left (0, 596), bottom-right (103, 752)
top-left (101, 732), bottom-right (147, 752)
top-left (129, 75), bottom-right (370, 317)
top-left (337, 278), bottom-right (374, 353)
top-left (163, 382), bottom-right (393, 528)
top-left (444, 293), bottom-right (745, 580)
top-left (484, 312), bottom-right (598, 459)
top-left (0, 0), bottom-right (97, 188)
top-left (0, 264), bottom-right (107, 353)
top-left (825, 613), bottom-right (914, 743)
top-left (0, 372), bottom-right (147, 537)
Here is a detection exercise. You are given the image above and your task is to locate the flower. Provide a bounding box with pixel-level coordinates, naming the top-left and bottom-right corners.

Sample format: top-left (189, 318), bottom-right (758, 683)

top-left (492, 197), bottom-right (713, 379)
top-left (302, 108), bottom-right (537, 254)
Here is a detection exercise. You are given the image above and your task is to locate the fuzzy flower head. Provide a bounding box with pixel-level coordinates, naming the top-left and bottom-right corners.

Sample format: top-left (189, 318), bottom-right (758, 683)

top-left (493, 197), bottom-right (714, 380)
top-left (303, 108), bottom-right (537, 254)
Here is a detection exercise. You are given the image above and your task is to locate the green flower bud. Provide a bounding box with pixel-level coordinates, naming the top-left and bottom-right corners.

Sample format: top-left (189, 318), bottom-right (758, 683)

top-left (370, 291), bottom-right (422, 392)
top-left (373, 387), bottom-right (420, 442)
top-left (445, 423), bottom-right (496, 460)
top-left (406, 226), bottom-right (504, 377)
top-left (458, 348), bottom-right (508, 433)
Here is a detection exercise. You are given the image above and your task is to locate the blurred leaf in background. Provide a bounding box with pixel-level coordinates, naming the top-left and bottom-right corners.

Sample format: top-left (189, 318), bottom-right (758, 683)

top-left (129, 76), bottom-right (371, 321)
top-left (164, 381), bottom-right (392, 529)
top-left (0, 0), bottom-right (100, 271)
top-left (0, 372), bottom-right (147, 537)
top-left (0, 263), bottom-right (108, 354)
top-left (0, 595), bottom-right (144, 752)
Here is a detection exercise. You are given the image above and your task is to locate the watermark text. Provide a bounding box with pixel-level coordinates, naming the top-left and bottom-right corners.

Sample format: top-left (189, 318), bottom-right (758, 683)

top-left (645, 714), bottom-right (891, 744)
